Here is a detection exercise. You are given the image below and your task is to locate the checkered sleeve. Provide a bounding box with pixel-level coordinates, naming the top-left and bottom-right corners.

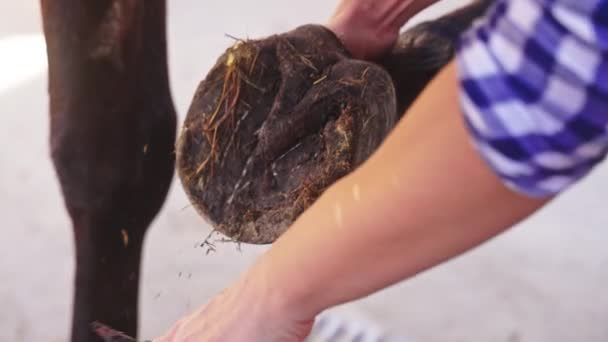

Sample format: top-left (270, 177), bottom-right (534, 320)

top-left (456, 0), bottom-right (608, 197)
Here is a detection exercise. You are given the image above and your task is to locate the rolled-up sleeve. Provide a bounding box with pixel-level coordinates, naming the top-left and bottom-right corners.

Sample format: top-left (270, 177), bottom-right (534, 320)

top-left (456, 0), bottom-right (608, 197)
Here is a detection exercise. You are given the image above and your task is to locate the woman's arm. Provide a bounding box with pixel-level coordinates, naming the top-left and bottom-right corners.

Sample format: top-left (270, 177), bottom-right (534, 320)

top-left (328, 0), bottom-right (441, 59)
top-left (157, 61), bottom-right (551, 342)
top-left (250, 60), bottom-right (550, 320)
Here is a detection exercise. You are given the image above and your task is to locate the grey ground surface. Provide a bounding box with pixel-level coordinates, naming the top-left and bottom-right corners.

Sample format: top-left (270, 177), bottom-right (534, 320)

top-left (1, 1), bottom-right (607, 341)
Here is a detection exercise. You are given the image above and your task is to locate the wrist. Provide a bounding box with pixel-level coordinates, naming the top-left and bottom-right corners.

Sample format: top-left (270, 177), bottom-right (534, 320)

top-left (240, 254), bottom-right (321, 323)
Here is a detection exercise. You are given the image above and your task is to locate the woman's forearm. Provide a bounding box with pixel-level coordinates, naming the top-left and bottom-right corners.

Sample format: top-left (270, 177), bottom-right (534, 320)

top-left (249, 61), bottom-right (550, 319)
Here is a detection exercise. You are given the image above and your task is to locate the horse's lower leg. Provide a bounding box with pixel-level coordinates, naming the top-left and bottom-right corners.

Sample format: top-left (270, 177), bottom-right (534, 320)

top-left (40, 0), bottom-right (176, 340)
top-left (70, 217), bottom-right (145, 340)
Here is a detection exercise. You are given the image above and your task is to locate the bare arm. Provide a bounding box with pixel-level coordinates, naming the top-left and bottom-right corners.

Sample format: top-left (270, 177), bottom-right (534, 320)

top-left (328, 0), bottom-right (442, 59)
top-left (157, 61), bottom-right (551, 342)
top-left (251, 60), bottom-right (550, 319)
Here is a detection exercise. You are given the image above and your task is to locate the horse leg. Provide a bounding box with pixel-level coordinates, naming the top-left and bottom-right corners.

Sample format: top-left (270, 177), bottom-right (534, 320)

top-left (40, 1), bottom-right (176, 340)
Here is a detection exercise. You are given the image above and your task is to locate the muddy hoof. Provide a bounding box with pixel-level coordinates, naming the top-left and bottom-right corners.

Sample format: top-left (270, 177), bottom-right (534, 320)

top-left (176, 25), bottom-right (397, 244)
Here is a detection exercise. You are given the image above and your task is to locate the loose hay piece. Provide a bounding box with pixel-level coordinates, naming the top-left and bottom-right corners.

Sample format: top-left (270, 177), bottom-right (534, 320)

top-left (177, 25), bottom-right (397, 244)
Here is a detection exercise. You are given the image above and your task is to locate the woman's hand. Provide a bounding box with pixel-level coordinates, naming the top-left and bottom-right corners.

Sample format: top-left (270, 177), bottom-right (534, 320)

top-left (326, 0), bottom-right (439, 59)
top-left (155, 265), bottom-right (315, 342)
top-left (326, 1), bottom-right (401, 60)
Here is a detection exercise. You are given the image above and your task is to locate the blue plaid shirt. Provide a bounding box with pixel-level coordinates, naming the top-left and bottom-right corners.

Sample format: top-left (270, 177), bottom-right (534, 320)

top-left (457, 0), bottom-right (608, 197)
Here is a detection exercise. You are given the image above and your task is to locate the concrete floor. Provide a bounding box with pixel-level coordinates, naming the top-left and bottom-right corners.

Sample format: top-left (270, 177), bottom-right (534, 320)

top-left (1, 1), bottom-right (607, 341)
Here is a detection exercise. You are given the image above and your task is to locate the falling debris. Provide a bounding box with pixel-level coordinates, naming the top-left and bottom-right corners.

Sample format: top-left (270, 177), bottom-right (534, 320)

top-left (334, 203), bottom-right (343, 228)
top-left (121, 229), bottom-right (129, 248)
top-left (352, 184), bottom-right (361, 202)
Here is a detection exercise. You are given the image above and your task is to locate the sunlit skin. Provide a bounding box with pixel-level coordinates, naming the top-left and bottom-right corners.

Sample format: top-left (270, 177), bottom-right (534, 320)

top-left (157, 1), bottom-right (552, 341)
